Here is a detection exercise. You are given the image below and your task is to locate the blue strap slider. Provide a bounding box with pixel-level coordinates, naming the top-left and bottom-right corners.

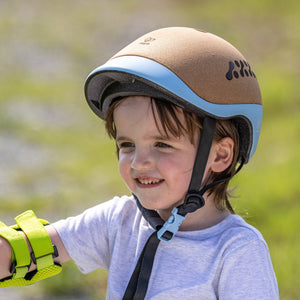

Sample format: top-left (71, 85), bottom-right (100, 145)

top-left (157, 208), bottom-right (186, 242)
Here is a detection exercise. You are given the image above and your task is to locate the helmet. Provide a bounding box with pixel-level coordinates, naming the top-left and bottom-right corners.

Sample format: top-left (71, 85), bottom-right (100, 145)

top-left (84, 27), bottom-right (262, 163)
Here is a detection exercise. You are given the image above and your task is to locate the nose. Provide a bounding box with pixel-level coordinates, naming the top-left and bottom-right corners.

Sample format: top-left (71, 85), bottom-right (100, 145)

top-left (131, 148), bottom-right (153, 171)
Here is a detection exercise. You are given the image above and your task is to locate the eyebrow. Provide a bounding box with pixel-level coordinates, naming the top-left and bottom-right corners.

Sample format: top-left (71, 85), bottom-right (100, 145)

top-left (116, 136), bottom-right (130, 143)
top-left (151, 134), bottom-right (173, 141)
top-left (116, 134), bottom-right (178, 143)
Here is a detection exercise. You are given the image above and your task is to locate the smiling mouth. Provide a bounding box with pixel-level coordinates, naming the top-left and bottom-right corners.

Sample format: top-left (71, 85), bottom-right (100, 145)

top-left (136, 178), bottom-right (164, 186)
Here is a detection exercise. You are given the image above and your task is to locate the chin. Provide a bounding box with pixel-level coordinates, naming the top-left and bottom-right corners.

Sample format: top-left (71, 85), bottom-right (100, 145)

top-left (139, 201), bottom-right (172, 213)
top-left (139, 201), bottom-right (158, 211)
top-left (137, 195), bottom-right (183, 210)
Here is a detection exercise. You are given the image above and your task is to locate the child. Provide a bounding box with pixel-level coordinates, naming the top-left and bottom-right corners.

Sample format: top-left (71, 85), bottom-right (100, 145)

top-left (0, 27), bottom-right (278, 299)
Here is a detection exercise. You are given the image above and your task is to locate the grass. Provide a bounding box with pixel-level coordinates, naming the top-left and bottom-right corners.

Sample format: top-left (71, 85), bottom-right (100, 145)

top-left (0, 0), bottom-right (299, 299)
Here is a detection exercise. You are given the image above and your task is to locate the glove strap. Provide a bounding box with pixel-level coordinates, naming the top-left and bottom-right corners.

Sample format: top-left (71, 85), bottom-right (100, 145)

top-left (0, 210), bottom-right (62, 287)
top-left (0, 221), bottom-right (31, 279)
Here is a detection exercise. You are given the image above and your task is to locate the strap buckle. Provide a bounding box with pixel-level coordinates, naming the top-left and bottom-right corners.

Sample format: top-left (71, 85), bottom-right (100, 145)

top-left (157, 208), bottom-right (186, 242)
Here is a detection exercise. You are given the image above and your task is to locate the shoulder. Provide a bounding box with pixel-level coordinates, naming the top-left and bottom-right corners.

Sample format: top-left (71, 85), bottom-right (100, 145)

top-left (220, 214), bottom-right (267, 248)
top-left (213, 215), bottom-right (269, 256)
top-left (216, 215), bottom-right (279, 298)
top-left (74, 194), bottom-right (139, 225)
top-left (101, 195), bottom-right (140, 225)
top-left (94, 194), bottom-right (137, 214)
top-left (53, 194), bottom-right (140, 235)
top-left (214, 215), bottom-right (270, 260)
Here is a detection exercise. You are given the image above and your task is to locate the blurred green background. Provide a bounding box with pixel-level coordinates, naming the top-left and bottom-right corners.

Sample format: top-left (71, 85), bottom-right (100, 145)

top-left (0, 0), bottom-right (299, 299)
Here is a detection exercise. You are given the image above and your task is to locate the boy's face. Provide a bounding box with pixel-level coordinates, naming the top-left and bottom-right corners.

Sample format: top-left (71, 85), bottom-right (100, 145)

top-left (113, 96), bottom-right (200, 216)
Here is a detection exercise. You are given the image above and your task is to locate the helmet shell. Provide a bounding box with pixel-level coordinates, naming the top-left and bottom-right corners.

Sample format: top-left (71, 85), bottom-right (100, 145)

top-left (84, 27), bottom-right (262, 163)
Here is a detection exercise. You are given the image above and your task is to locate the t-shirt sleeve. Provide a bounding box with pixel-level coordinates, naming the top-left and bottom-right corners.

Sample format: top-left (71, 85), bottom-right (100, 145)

top-left (218, 238), bottom-right (279, 300)
top-left (53, 197), bottom-right (125, 274)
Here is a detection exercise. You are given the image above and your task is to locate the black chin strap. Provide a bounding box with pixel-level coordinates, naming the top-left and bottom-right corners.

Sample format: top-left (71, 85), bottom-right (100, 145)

top-left (177, 117), bottom-right (216, 215)
top-left (122, 230), bottom-right (160, 300)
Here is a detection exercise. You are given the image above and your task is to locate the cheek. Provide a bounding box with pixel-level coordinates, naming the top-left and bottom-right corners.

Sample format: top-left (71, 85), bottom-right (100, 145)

top-left (161, 155), bottom-right (194, 182)
top-left (167, 152), bottom-right (196, 183)
top-left (118, 155), bottom-right (131, 182)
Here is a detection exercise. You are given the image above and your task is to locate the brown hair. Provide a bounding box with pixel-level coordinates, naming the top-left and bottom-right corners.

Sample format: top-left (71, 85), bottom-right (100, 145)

top-left (105, 97), bottom-right (239, 213)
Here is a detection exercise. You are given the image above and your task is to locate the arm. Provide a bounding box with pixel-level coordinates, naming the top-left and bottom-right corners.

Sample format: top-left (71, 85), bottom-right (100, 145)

top-left (0, 211), bottom-right (73, 286)
top-left (0, 225), bottom-right (71, 280)
top-left (0, 236), bottom-right (13, 279)
top-left (218, 239), bottom-right (279, 300)
top-left (46, 225), bottom-right (71, 265)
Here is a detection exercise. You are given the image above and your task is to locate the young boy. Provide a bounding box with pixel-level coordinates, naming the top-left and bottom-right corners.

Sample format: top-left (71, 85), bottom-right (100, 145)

top-left (0, 27), bottom-right (278, 299)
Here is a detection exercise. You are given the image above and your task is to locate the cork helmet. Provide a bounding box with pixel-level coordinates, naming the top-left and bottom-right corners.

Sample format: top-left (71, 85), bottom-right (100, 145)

top-left (84, 27), bottom-right (262, 164)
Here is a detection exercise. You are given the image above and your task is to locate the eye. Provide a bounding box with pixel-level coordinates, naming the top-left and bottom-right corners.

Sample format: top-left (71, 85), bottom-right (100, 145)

top-left (118, 141), bottom-right (135, 152)
top-left (155, 142), bottom-right (172, 149)
top-left (119, 142), bottom-right (135, 148)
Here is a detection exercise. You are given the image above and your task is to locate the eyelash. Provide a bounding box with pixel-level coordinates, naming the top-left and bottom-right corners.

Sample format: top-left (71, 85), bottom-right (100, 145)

top-left (155, 142), bottom-right (172, 148)
top-left (118, 142), bottom-right (135, 149)
top-left (118, 141), bottom-right (172, 151)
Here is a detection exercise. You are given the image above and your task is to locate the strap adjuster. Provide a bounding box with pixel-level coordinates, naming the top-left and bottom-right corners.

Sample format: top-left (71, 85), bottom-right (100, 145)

top-left (9, 261), bottom-right (31, 279)
top-left (31, 244), bottom-right (59, 265)
top-left (157, 208), bottom-right (186, 242)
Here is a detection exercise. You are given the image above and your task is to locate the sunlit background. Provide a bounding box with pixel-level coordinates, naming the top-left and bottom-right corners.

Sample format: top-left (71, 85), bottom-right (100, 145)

top-left (0, 0), bottom-right (299, 299)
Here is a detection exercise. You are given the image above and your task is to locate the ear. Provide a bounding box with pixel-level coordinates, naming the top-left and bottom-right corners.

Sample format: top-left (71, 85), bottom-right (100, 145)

top-left (210, 137), bottom-right (234, 173)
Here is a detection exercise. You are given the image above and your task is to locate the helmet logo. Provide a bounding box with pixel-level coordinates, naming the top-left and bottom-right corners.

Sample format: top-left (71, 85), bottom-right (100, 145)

top-left (226, 60), bottom-right (256, 80)
top-left (139, 37), bottom-right (156, 45)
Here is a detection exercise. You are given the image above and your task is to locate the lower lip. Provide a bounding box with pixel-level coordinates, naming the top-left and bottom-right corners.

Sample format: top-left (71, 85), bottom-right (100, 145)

top-left (135, 179), bottom-right (164, 189)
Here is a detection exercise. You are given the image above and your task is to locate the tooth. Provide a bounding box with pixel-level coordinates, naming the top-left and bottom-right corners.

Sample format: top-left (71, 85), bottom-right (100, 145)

top-left (139, 179), bottom-right (160, 184)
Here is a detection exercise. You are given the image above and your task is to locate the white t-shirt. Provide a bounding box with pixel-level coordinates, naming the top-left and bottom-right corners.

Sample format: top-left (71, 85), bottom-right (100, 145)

top-left (53, 195), bottom-right (279, 300)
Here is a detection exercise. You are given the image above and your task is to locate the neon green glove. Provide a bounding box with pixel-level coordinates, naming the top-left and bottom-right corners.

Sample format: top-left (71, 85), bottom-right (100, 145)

top-left (0, 210), bottom-right (62, 287)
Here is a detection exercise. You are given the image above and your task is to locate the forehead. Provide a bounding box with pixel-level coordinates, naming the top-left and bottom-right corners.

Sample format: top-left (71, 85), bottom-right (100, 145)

top-left (113, 95), bottom-right (188, 135)
top-left (113, 96), bottom-right (153, 126)
top-left (113, 96), bottom-right (186, 125)
top-left (114, 96), bottom-right (152, 113)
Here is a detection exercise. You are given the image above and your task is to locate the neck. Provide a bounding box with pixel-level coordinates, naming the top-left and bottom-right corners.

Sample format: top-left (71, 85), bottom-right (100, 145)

top-left (158, 194), bottom-right (231, 231)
